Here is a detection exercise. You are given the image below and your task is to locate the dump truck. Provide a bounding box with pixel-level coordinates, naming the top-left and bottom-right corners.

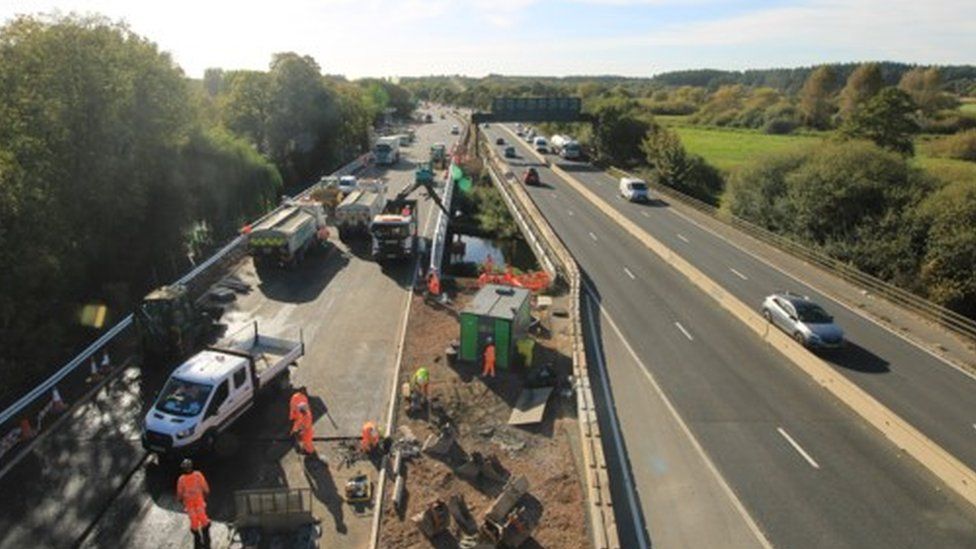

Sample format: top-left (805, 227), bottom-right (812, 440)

top-left (334, 179), bottom-right (388, 240)
top-left (135, 284), bottom-right (219, 361)
top-left (430, 143), bottom-right (447, 170)
top-left (142, 322), bottom-right (304, 457)
top-left (370, 199), bottom-right (419, 262)
top-left (248, 201), bottom-right (328, 268)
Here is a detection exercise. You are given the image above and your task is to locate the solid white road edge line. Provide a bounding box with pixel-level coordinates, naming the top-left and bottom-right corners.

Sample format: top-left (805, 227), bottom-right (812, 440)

top-left (730, 267), bottom-right (749, 281)
top-left (675, 322), bottom-right (694, 341)
top-left (777, 427), bottom-right (821, 469)
top-left (584, 285), bottom-right (772, 549)
top-left (582, 296), bottom-right (649, 549)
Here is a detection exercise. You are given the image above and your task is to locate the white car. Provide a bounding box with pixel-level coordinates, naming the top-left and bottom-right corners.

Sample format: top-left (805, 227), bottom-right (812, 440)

top-left (533, 136), bottom-right (548, 153)
top-left (451, 125), bottom-right (460, 135)
top-left (619, 177), bottom-right (649, 202)
top-left (338, 175), bottom-right (358, 194)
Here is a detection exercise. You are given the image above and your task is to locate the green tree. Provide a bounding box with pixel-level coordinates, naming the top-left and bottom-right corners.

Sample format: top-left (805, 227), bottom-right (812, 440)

top-left (641, 127), bottom-right (724, 204)
top-left (918, 181), bottom-right (976, 317)
top-left (840, 87), bottom-right (919, 155)
top-left (798, 65), bottom-right (837, 129)
top-left (898, 67), bottom-right (956, 116)
top-left (839, 63), bottom-right (883, 119)
top-left (589, 100), bottom-right (652, 167)
top-left (219, 70), bottom-right (271, 152)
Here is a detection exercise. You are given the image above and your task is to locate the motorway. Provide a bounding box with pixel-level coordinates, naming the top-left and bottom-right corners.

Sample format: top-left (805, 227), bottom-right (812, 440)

top-left (482, 124), bottom-right (976, 548)
top-left (0, 115), bottom-right (457, 549)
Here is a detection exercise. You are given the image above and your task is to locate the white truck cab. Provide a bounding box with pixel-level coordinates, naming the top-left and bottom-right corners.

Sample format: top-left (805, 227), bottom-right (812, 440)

top-left (142, 323), bottom-right (303, 456)
top-left (619, 177), bottom-right (650, 202)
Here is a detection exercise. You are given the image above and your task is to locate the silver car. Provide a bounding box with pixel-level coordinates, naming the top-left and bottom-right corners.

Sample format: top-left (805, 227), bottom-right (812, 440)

top-left (762, 292), bottom-right (844, 349)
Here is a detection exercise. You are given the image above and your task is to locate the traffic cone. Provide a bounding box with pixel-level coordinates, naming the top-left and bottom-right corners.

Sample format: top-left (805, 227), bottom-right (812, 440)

top-left (19, 418), bottom-right (34, 441)
top-left (51, 388), bottom-right (67, 413)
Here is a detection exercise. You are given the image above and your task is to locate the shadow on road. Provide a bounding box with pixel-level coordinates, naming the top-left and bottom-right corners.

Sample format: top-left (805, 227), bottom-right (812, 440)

top-left (303, 455), bottom-right (347, 534)
top-left (826, 341), bottom-right (890, 374)
top-left (578, 273), bottom-right (653, 549)
top-left (256, 246), bottom-right (349, 304)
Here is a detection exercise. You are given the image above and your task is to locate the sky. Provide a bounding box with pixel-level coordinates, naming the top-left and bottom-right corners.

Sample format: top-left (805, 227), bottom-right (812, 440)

top-left (2, 0), bottom-right (975, 79)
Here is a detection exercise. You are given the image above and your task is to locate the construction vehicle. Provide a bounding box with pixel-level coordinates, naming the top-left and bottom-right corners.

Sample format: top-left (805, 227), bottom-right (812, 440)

top-left (415, 162), bottom-right (435, 186)
top-left (142, 322), bottom-right (304, 456)
top-left (430, 143), bottom-right (447, 170)
top-left (135, 284), bottom-right (218, 361)
top-left (369, 199), bottom-right (419, 262)
top-left (374, 136), bottom-right (400, 165)
top-left (369, 164), bottom-right (451, 262)
top-left (334, 179), bottom-right (387, 240)
top-left (248, 200), bottom-right (328, 269)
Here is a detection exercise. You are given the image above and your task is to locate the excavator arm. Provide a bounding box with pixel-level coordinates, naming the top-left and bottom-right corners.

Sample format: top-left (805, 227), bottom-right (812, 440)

top-left (391, 176), bottom-right (451, 217)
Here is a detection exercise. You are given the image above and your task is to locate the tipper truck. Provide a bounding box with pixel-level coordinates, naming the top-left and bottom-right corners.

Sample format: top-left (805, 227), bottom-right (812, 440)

top-left (334, 179), bottom-right (388, 240)
top-left (141, 322), bottom-right (304, 457)
top-left (370, 199), bottom-right (419, 262)
top-left (247, 200), bottom-right (328, 268)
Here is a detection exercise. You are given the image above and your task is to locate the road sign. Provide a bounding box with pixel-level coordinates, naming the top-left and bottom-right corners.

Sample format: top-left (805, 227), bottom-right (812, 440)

top-left (472, 97), bottom-right (588, 123)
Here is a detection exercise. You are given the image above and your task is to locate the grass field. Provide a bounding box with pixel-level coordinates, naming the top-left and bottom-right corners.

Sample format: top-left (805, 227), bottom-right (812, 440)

top-left (959, 102), bottom-right (976, 115)
top-left (670, 125), bottom-right (824, 171)
top-left (660, 120), bottom-right (976, 183)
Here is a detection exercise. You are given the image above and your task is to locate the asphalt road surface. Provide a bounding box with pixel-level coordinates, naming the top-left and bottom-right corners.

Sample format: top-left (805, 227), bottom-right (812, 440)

top-left (0, 113), bottom-right (458, 549)
top-left (483, 124), bottom-right (976, 548)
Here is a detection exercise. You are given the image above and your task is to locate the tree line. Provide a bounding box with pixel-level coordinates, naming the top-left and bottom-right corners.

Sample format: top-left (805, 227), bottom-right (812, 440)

top-left (0, 14), bottom-right (412, 401)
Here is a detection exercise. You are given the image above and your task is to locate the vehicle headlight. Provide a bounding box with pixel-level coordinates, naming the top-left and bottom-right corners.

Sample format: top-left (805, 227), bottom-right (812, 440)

top-left (175, 426), bottom-right (196, 440)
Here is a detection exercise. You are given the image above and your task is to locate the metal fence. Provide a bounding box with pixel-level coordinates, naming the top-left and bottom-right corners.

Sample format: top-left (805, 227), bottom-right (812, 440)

top-left (0, 153), bottom-right (372, 464)
top-left (608, 166), bottom-right (976, 342)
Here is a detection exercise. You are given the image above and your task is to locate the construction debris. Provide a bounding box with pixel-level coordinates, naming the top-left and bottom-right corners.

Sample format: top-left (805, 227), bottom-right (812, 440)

top-left (378, 288), bottom-right (586, 548)
top-left (507, 387), bottom-right (555, 426)
top-left (485, 475), bottom-right (529, 524)
top-left (455, 451), bottom-right (508, 484)
top-left (412, 499), bottom-right (451, 538)
top-left (422, 430), bottom-right (456, 457)
top-left (448, 494), bottom-right (479, 536)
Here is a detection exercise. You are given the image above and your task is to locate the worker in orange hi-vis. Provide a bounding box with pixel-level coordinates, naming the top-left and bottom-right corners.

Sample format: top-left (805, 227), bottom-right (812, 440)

top-left (289, 387), bottom-right (309, 425)
top-left (427, 271), bottom-right (441, 297)
top-left (481, 338), bottom-right (496, 378)
top-left (360, 421), bottom-right (380, 454)
top-left (176, 459), bottom-right (211, 549)
top-left (291, 402), bottom-right (315, 455)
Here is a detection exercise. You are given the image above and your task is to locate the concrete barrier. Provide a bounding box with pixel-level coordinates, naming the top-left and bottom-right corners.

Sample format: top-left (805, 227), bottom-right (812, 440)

top-left (508, 132), bottom-right (976, 510)
top-left (481, 142), bottom-right (620, 549)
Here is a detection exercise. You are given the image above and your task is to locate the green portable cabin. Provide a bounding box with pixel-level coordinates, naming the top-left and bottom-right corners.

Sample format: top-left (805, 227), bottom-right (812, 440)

top-left (459, 284), bottom-right (531, 369)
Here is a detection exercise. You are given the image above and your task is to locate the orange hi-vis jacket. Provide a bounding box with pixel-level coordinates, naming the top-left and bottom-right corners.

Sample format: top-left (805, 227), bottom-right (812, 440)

top-left (177, 471), bottom-right (210, 510)
top-left (289, 391), bottom-right (309, 422)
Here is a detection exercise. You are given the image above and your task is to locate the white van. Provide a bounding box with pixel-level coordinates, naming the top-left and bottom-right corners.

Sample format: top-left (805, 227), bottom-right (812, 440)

top-left (532, 136), bottom-right (549, 154)
top-left (619, 177), bottom-right (650, 202)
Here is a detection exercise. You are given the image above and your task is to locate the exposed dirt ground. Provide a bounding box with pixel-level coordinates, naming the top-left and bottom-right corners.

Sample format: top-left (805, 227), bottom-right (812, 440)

top-left (378, 280), bottom-right (588, 548)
